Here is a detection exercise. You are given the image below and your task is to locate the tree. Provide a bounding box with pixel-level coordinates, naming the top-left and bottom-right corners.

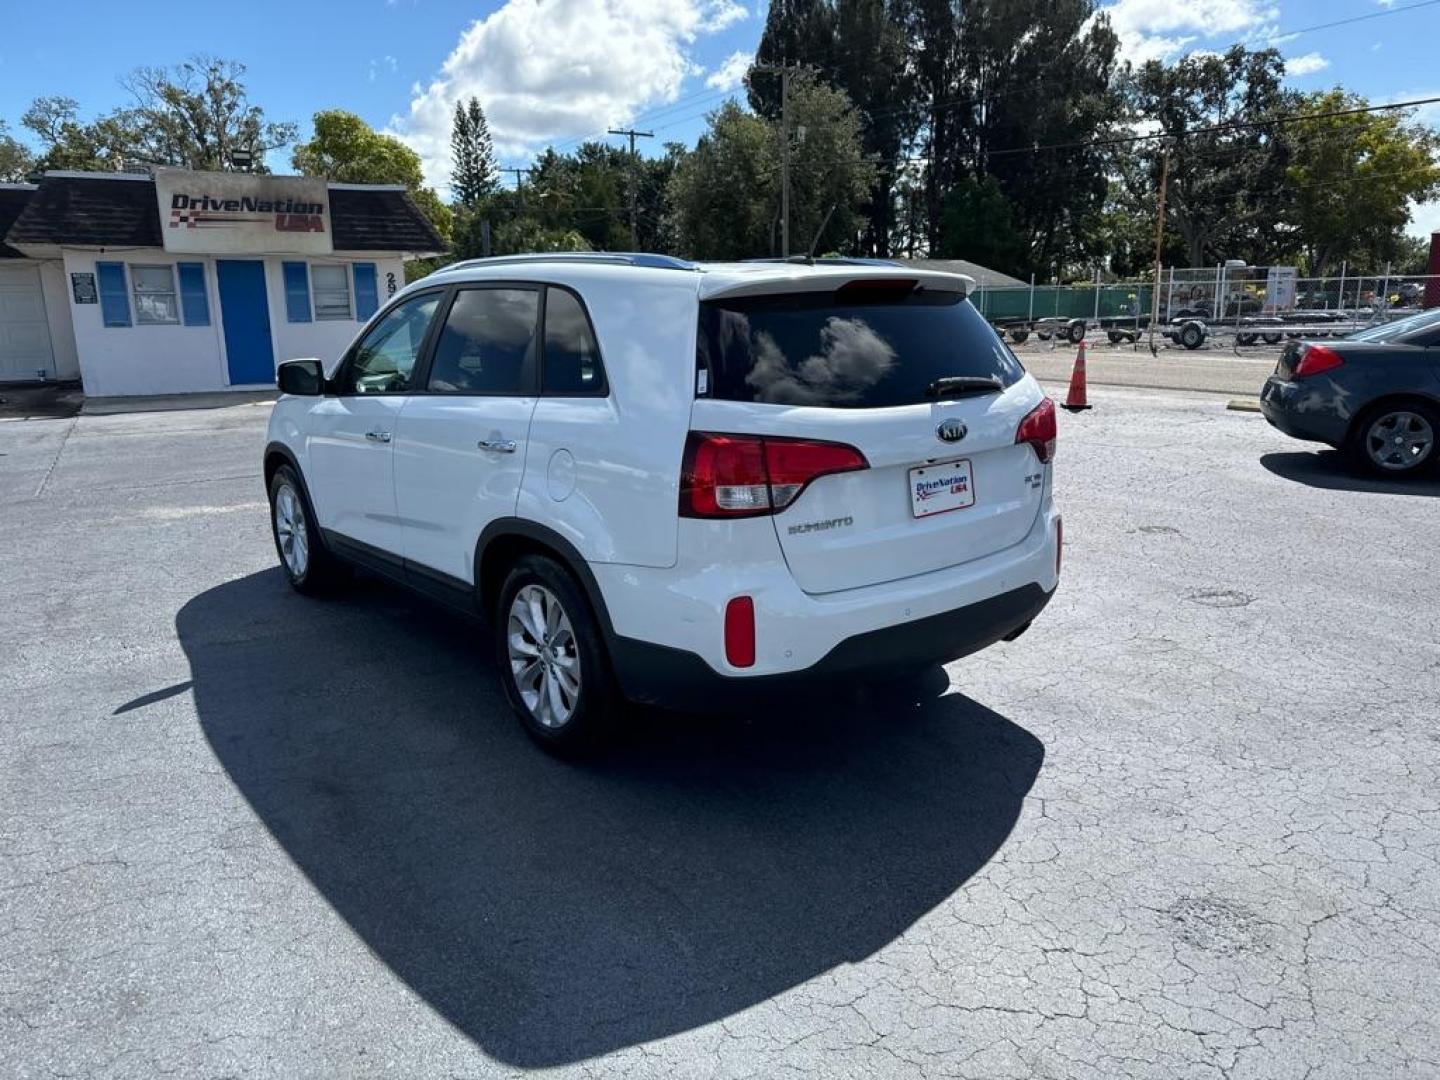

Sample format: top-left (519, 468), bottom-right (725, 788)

top-left (451, 97), bottom-right (498, 205)
top-left (1124, 46), bottom-right (1297, 267)
top-left (0, 121), bottom-right (34, 181)
top-left (122, 57), bottom-right (296, 171)
top-left (22, 96), bottom-right (139, 172)
top-left (785, 74), bottom-right (878, 254)
top-left (293, 110), bottom-right (423, 186)
top-left (949, 0), bottom-right (1120, 276)
top-left (670, 82), bottom-right (875, 259)
top-left (669, 102), bottom-right (779, 258)
top-left (1283, 90), bottom-right (1440, 276)
top-left (291, 110), bottom-right (452, 243)
top-left (750, 0), bottom-right (917, 256)
top-left (936, 175), bottom-right (1024, 273)
top-left (910, 0), bottom-right (962, 252)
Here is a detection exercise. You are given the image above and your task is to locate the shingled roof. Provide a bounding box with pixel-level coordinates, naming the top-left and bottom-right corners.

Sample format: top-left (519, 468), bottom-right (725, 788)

top-left (330, 187), bottom-right (446, 253)
top-left (0, 185), bottom-right (39, 258)
top-left (6, 175), bottom-right (160, 248)
top-left (4, 173), bottom-right (446, 254)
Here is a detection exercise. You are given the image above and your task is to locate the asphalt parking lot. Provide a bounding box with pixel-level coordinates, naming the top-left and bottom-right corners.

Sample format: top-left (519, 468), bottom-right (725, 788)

top-left (2, 386), bottom-right (1438, 1079)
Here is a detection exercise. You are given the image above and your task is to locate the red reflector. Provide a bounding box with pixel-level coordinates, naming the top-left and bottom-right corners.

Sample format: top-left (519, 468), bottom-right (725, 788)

top-left (724, 596), bottom-right (755, 668)
top-left (1015, 398), bottom-right (1058, 464)
top-left (1293, 343), bottom-right (1344, 378)
top-left (680, 432), bottom-right (868, 518)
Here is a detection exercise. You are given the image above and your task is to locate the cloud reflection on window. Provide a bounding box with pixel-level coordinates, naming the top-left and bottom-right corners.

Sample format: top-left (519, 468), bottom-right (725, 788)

top-left (741, 316), bottom-right (898, 405)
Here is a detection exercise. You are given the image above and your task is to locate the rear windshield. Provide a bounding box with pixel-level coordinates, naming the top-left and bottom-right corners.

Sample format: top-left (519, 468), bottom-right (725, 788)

top-left (1347, 307), bottom-right (1440, 344)
top-left (697, 286), bottom-right (1024, 408)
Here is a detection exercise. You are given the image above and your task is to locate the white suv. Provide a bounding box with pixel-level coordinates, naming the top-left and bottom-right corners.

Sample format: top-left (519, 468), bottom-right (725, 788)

top-left (264, 254), bottom-right (1061, 750)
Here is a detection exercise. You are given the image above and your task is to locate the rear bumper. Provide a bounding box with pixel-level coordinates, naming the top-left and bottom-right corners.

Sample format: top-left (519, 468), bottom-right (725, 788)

top-left (1260, 376), bottom-right (1348, 446)
top-left (593, 499), bottom-right (1061, 708)
top-left (612, 583), bottom-right (1053, 712)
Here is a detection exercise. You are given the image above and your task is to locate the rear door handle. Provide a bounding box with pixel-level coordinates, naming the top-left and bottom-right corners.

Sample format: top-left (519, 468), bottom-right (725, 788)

top-left (365, 430), bottom-right (392, 443)
top-left (477, 438), bottom-right (517, 454)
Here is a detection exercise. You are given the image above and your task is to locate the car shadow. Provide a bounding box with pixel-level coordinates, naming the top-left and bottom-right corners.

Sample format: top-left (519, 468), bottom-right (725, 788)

top-left (1260, 450), bottom-right (1440, 497)
top-left (174, 569), bottom-right (1044, 1067)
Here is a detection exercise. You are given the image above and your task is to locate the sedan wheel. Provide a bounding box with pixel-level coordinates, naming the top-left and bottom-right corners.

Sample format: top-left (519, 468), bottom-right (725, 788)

top-left (507, 583), bottom-right (582, 729)
top-left (1364, 409), bottom-right (1435, 473)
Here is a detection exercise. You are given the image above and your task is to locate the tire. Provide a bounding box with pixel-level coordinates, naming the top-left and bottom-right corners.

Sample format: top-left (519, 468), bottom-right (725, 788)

top-left (1066, 321), bottom-right (1086, 345)
top-left (268, 464), bottom-right (345, 595)
top-left (1179, 322), bottom-right (1205, 350)
top-left (1009, 330), bottom-right (1030, 344)
top-left (1107, 331), bottom-right (1123, 344)
top-left (1236, 333), bottom-right (1257, 346)
top-left (1262, 333), bottom-right (1283, 345)
top-left (495, 554), bottom-right (616, 753)
top-left (1037, 330), bottom-right (1053, 341)
top-left (1347, 400), bottom-right (1439, 477)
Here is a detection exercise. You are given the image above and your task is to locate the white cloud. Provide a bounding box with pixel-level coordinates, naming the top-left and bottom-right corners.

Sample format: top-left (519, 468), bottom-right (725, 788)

top-left (367, 55), bottom-right (398, 82)
top-left (699, 0), bottom-right (747, 31)
top-left (1409, 199), bottom-right (1440, 240)
top-left (390, 0), bottom-right (746, 189)
top-left (1096, 0), bottom-right (1279, 65)
top-left (1284, 52), bottom-right (1329, 77)
top-left (705, 50), bottom-right (753, 91)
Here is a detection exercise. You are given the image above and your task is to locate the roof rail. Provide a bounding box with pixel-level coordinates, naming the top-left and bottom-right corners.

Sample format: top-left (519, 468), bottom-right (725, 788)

top-left (440, 252), bottom-right (699, 274)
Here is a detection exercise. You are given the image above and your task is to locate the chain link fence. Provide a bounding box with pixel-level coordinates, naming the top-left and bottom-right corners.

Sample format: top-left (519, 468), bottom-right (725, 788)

top-left (969, 265), bottom-right (1438, 349)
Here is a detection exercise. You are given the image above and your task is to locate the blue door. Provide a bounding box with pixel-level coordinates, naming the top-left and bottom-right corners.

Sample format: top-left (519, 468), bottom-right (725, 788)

top-left (216, 260), bottom-right (276, 385)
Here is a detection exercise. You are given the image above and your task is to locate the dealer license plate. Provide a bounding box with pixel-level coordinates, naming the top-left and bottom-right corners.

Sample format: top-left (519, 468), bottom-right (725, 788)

top-left (909, 459), bottom-right (975, 518)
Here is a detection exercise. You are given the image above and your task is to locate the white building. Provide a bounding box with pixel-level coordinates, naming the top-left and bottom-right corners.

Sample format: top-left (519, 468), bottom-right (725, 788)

top-left (0, 169), bottom-right (444, 396)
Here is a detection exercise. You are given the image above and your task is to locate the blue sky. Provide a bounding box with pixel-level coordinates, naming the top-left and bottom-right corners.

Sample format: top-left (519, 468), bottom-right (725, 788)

top-left (1, 0), bottom-right (1437, 234)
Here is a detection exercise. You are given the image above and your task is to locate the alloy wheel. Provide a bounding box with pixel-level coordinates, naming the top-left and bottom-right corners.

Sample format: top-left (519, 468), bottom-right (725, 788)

top-left (507, 584), bottom-right (582, 728)
top-left (274, 483), bottom-right (310, 578)
top-left (1365, 411), bottom-right (1434, 472)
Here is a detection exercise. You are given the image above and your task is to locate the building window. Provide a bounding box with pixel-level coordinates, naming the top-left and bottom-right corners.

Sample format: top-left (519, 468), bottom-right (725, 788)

top-left (312, 264), bottom-right (352, 321)
top-left (130, 265), bottom-right (180, 325)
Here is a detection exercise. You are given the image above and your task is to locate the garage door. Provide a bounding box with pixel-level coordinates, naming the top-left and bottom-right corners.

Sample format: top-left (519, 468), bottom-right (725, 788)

top-left (0, 264), bottom-right (56, 381)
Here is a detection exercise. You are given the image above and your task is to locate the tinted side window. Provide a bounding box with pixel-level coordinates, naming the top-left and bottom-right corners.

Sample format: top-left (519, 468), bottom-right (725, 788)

top-left (341, 292), bottom-right (441, 394)
top-left (543, 288), bottom-right (607, 395)
top-left (428, 288), bottom-right (539, 395)
top-left (698, 288), bottom-right (1024, 408)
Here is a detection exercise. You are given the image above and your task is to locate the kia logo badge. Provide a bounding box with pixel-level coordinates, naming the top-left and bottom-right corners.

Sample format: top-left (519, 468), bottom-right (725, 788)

top-left (936, 418), bottom-right (968, 443)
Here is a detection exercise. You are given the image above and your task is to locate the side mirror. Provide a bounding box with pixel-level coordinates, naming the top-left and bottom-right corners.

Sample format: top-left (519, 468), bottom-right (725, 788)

top-left (277, 358), bottom-right (324, 396)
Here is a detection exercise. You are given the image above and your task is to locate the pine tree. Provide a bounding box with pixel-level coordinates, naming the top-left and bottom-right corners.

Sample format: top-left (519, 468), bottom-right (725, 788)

top-left (450, 96), bottom-right (498, 206)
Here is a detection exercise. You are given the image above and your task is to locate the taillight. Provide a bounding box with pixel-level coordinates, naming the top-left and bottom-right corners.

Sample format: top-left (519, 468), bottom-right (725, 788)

top-left (1293, 343), bottom-right (1344, 378)
top-left (1016, 398), bottom-right (1057, 464)
top-left (680, 432), bottom-right (868, 518)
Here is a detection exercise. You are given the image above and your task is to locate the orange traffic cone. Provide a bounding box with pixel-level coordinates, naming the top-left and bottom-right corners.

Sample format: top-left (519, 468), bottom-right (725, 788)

top-left (1061, 341), bottom-right (1092, 412)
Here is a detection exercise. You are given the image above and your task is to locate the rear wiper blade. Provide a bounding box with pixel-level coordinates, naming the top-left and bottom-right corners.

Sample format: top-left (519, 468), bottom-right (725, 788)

top-left (924, 375), bottom-right (1003, 399)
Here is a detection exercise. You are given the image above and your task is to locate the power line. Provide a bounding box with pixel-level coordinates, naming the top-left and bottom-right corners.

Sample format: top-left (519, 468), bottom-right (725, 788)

top-left (768, 94), bottom-right (1440, 174)
top-left (1258, 0), bottom-right (1440, 40)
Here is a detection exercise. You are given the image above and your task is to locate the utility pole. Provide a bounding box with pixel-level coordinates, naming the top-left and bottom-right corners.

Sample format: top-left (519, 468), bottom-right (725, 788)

top-left (504, 166), bottom-right (533, 207)
top-left (608, 128), bottom-right (653, 250)
top-left (754, 61), bottom-right (799, 256)
top-left (1148, 143), bottom-right (1171, 357)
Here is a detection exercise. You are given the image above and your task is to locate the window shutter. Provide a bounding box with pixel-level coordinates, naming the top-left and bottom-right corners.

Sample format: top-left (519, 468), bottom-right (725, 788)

top-left (353, 263), bottom-right (379, 320)
top-left (283, 262), bottom-right (312, 323)
top-left (177, 263), bottom-right (210, 327)
top-left (96, 262), bottom-right (131, 328)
